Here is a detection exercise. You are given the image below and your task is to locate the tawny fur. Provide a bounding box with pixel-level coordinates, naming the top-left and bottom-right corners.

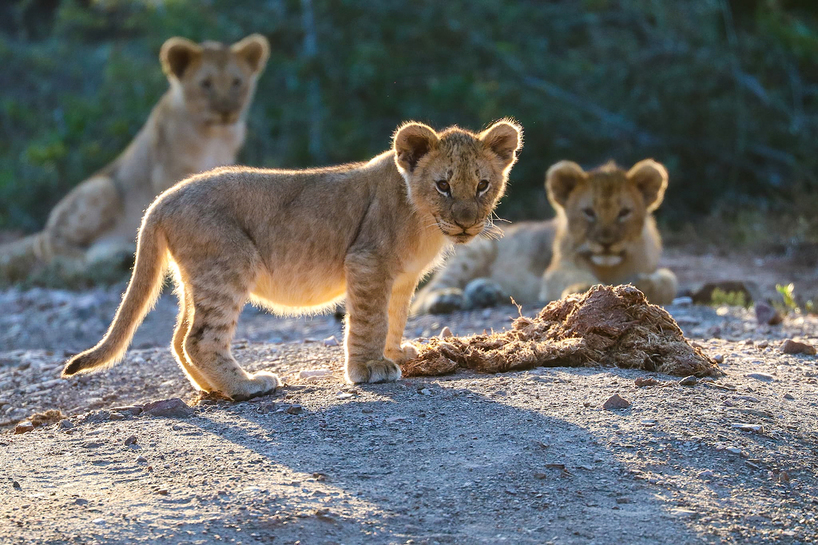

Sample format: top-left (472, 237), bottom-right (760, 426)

top-left (412, 159), bottom-right (677, 313)
top-left (0, 34), bottom-right (270, 280)
top-left (62, 120), bottom-right (523, 400)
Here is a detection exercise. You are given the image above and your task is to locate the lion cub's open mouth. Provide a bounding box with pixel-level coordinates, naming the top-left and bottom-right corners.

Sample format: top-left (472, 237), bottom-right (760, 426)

top-left (590, 254), bottom-right (624, 267)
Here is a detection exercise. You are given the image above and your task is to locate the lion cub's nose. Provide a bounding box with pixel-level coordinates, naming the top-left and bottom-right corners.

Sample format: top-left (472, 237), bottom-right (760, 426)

top-left (452, 202), bottom-right (478, 227)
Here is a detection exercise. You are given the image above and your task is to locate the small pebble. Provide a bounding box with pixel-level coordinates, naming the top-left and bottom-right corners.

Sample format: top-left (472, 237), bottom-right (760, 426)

top-left (439, 326), bottom-right (453, 338)
top-left (731, 423), bottom-right (763, 432)
top-left (14, 422), bottom-right (34, 435)
top-left (757, 340), bottom-right (769, 349)
top-left (136, 456), bottom-right (147, 463)
top-left (679, 376), bottom-right (697, 386)
top-left (634, 377), bottom-right (660, 387)
top-left (780, 339), bottom-right (817, 356)
top-left (322, 336), bottom-right (339, 347)
top-left (124, 435), bottom-right (138, 446)
top-left (783, 393), bottom-right (795, 400)
top-left (58, 419), bottom-right (74, 429)
top-left (713, 354), bottom-right (724, 364)
top-left (286, 404), bottom-right (304, 415)
top-left (746, 372), bottom-right (774, 382)
top-left (602, 394), bottom-right (631, 410)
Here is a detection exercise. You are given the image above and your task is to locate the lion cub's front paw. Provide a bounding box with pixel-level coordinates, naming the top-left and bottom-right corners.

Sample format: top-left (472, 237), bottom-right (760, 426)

top-left (424, 288), bottom-right (466, 314)
top-left (227, 371), bottom-right (280, 402)
top-left (345, 357), bottom-right (402, 384)
top-left (385, 343), bottom-right (419, 365)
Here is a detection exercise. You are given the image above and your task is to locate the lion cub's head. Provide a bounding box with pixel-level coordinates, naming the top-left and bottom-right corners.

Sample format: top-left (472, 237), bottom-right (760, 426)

top-left (546, 159), bottom-right (668, 267)
top-left (393, 120), bottom-right (523, 244)
top-left (160, 34), bottom-right (270, 126)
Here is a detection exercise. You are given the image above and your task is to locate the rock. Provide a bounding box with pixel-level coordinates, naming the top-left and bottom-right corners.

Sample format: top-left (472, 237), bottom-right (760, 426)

top-left (780, 339), bottom-right (817, 356)
top-left (783, 393), bottom-right (795, 400)
top-left (322, 336), bottom-right (339, 347)
top-left (754, 302), bottom-right (783, 325)
top-left (109, 412), bottom-right (126, 421)
top-left (757, 340), bottom-right (769, 349)
top-left (712, 354), bottom-right (724, 364)
top-left (136, 456), bottom-right (147, 463)
top-left (299, 368), bottom-right (332, 379)
top-left (12, 481), bottom-right (21, 490)
top-left (286, 404), bottom-right (304, 415)
top-left (124, 435), bottom-right (138, 446)
top-left (336, 392), bottom-right (354, 400)
top-left (156, 489), bottom-right (168, 495)
top-left (14, 422), bottom-right (34, 434)
top-left (142, 398), bottom-right (193, 419)
top-left (439, 326), bottom-right (453, 339)
top-left (698, 470), bottom-right (714, 479)
top-left (746, 372), bottom-right (774, 382)
top-left (602, 394), bottom-right (631, 410)
top-left (419, 388), bottom-right (432, 396)
top-left (671, 296), bottom-right (693, 307)
top-left (679, 376), bottom-right (697, 386)
top-left (634, 377), bottom-right (660, 387)
top-left (732, 423), bottom-right (763, 432)
top-left (58, 419), bottom-right (74, 429)
top-left (111, 405), bottom-right (143, 416)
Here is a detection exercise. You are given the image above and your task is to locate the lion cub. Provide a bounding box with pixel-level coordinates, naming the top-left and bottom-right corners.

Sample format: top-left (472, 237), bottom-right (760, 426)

top-left (62, 121), bottom-right (523, 399)
top-left (0, 34), bottom-right (270, 281)
top-left (412, 159), bottom-right (676, 313)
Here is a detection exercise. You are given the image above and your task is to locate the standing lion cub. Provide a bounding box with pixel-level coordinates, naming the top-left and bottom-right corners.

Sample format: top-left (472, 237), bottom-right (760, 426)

top-left (62, 120), bottom-right (523, 399)
top-left (0, 34), bottom-right (270, 281)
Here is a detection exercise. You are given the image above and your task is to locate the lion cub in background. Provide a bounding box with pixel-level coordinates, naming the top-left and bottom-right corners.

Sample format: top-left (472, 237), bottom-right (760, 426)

top-left (0, 34), bottom-right (270, 280)
top-left (413, 159), bottom-right (677, 313)
top-left (62, 120), bottom-right (523, 400)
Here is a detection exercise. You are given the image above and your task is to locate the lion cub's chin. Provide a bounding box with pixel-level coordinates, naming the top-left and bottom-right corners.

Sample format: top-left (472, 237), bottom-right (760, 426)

top-left (590, 254), bottom-right (624, 267)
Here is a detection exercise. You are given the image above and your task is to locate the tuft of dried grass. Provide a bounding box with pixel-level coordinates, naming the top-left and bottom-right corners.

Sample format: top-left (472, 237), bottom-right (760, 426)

top-left (403, 285), bottom-right (722, 378)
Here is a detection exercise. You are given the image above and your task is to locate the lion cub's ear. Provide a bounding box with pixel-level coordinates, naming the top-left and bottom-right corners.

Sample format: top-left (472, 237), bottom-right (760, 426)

top-left (160, 37), bottom-right (203, 80)
top-left (479, 119), bottom-right (523, 169)
top-left (393, 123), bottom-right (439, 174)
top-left (546, 161), bottom-right (586, 208)
top-left (627, 159), bottom-right (668, 212)
top-left (231, 34), bottom-right (271, 74)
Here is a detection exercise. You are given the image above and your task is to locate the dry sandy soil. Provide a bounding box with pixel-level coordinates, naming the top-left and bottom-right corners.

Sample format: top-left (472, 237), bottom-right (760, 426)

top-left (1, 251), bottom-right (817, 544)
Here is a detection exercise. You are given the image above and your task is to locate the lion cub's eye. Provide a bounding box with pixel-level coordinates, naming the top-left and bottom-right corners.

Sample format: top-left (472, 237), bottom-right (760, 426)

top-left (618, 207), bottom-right (632, 220)
top-left (200, 78), bottom-right (213, 90)
top-left (435, 180), bottom-right (451, 195)
top-left (232, 77), bottom-right (242, 87)
top-left (582, 207), bottom-right (596, 220)
top-left (476, 180), bottom-right (489, 194)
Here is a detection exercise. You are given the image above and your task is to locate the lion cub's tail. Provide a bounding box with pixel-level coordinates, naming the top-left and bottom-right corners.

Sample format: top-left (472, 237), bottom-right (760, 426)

top-left (62, 217), bottom-right (168, 377)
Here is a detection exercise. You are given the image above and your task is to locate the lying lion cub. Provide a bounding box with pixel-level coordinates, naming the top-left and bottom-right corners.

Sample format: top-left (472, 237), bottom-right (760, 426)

top-left (62, 120), bottom-right (523, 399)
top-left (0, 34), bottom-right (269, 281)
top-left (412, 159), bottom-right (677, 313)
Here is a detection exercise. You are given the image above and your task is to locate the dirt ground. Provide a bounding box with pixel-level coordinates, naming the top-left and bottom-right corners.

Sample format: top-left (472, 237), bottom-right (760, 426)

top-left (1, 250), bottom-right (817, 544)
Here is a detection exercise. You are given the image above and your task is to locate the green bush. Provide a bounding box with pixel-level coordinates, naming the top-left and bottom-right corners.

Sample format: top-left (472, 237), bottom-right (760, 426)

top-left (0, 0), bottom-right (816, 242)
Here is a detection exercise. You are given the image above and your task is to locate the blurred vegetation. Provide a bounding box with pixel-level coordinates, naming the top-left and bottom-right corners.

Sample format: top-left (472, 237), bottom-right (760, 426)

top-left (0, 0), bottom-right (817, 249)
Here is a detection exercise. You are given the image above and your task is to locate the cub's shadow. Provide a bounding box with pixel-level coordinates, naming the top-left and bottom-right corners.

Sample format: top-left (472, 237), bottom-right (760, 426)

top-left (185, 375), bottom-right (710, 543)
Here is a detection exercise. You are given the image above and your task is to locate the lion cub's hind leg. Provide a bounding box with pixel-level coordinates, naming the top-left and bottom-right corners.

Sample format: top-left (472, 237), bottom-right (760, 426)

top-left (181, 268), bottom-right (279, 401)
top-left (171, 282), bottom-right (215, 392)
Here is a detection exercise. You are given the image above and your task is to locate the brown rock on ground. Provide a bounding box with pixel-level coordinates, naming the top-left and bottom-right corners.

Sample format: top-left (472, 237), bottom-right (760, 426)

top-left (403, 285), bottom-right (722, 378)
top-left (780, 339), bottom-right (817, 356)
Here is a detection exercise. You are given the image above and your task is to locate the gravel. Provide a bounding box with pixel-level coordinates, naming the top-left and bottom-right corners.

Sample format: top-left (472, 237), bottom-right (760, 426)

top-left (1, 279), bottom-right (817, 543)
